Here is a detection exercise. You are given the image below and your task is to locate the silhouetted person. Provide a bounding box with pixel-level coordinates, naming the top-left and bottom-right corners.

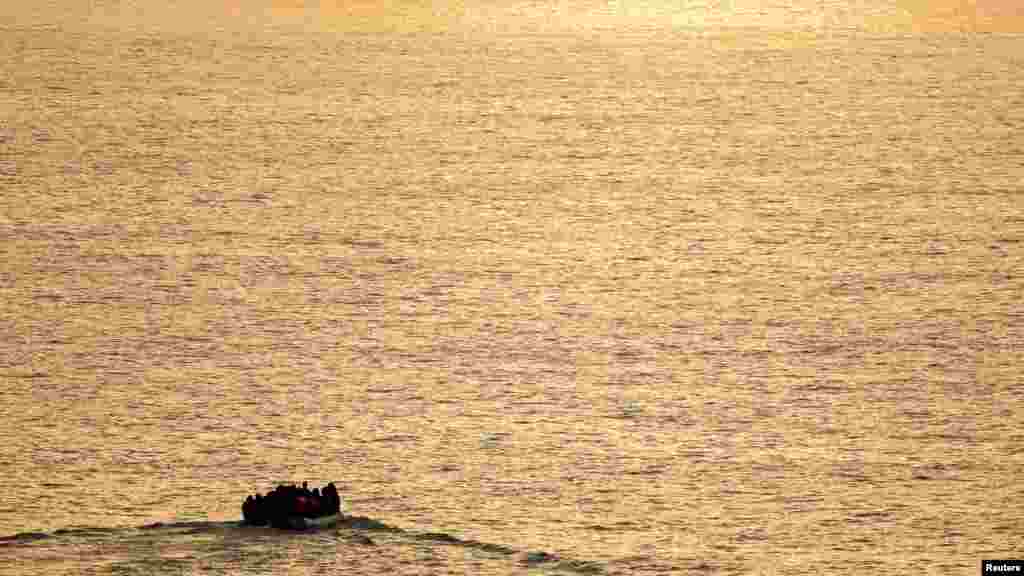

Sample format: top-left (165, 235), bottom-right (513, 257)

top-left (323, 483), bottom-right (340, 515)
top-left (252, 494), bottom-right (267, 525)
top-left (242, 495), bottom-right (254, 523)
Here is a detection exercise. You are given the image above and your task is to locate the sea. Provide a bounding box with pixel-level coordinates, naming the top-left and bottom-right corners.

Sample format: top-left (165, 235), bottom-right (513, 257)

top-left (0, 0), bottom-right (1021, 574)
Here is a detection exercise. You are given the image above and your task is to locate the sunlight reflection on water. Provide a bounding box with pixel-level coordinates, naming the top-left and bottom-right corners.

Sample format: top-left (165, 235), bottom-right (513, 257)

top-left (0, 0), bottom-right (1022, 574)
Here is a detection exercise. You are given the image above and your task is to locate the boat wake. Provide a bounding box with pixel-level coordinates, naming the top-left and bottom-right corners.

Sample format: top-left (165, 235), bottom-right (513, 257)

top-left (0, 516), bottom-right (604, 575)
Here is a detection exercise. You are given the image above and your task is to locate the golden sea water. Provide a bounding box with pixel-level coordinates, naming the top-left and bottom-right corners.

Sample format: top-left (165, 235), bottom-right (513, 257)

top-left (1, 1), bottom-right (1021, 574)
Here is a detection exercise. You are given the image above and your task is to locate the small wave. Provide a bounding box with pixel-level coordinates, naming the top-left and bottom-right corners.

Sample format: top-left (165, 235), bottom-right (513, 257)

top-left (412, 531), bottom-right (515, 556)
top-left (0, 531), bottom-right (50, 543)
top-left (140, 520), bottom-right (238, 531)
top-left (523, 551), bottom-right (604, 575)
top-left (336, 514), bottom-right (404, 533)
top-left (52, 526), bottom-right (119, 536)
top-left (607, 555), bottom-right (684, 574)
top-left (346, 533), bottom-right (376, 546)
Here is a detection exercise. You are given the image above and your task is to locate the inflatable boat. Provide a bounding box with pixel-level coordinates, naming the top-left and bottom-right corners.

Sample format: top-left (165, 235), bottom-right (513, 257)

top-left (281, 512), bottom-right (343, 530)
top-left (241, 482), bottom-right (346, 530)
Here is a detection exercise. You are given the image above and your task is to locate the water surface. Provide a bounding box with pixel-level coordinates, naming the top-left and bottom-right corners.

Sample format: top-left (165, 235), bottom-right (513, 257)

top-left (1, 1), bottom-right (1022, 574)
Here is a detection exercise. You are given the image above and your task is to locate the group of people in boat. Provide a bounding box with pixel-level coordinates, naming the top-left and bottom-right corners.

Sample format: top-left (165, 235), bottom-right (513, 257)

top-left (242, 482), bottom-right (341, 527)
